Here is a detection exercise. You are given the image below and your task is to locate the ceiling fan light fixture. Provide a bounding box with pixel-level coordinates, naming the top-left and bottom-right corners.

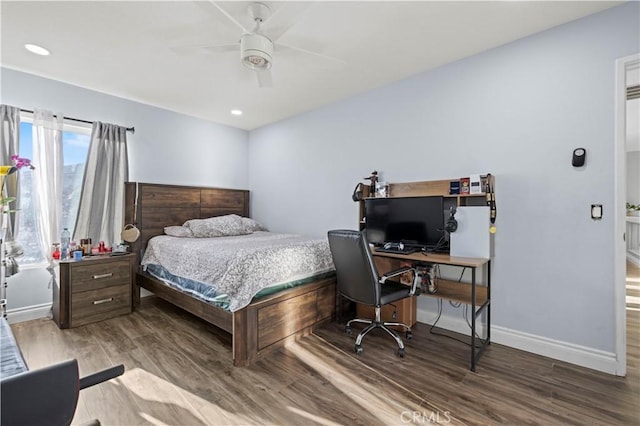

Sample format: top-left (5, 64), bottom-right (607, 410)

top-left (240, 33), bottom-right (273, 71)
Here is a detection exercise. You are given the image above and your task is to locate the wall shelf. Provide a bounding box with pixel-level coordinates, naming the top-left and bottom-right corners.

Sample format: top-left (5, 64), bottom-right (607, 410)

top-left (357, 174), bottom-right (495, 231)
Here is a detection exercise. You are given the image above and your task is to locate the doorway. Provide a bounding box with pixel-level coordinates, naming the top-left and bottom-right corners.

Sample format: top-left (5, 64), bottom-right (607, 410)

top-left (615, 53), bottom-right (640, 376)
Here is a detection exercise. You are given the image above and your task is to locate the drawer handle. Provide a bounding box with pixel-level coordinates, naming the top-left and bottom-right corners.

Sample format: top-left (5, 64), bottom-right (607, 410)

top-left (93, 297), bottom-right (114, 305)
top-left (92, 273), bottom-right (113, 280)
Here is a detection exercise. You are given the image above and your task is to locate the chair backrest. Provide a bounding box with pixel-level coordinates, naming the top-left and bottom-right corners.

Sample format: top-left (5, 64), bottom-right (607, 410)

top-left (1, 359), bottom-right (80, 426)
top-left (327, 229), bottom-right (380, 306)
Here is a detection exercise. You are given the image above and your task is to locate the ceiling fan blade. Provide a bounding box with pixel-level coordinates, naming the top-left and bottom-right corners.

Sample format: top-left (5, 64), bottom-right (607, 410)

top-left (201, 43), bottom-right (239, 54)
top-left (171, 43), bottom-right (238, 56)
top-left (277, 43), bottom-right (346, 69)
top-left (209, 1), bottom-right (250, 34)
top-left (263, 3), bottom-right (312, 42)
top-left (256, 70), bottom-right (273, 88)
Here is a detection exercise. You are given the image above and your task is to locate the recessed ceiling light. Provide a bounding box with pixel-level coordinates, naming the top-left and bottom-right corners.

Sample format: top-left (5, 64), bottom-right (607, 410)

top-left (25, 44), bottom-right (50, 56)
top-left (230, 109), bottom-right (243, 116)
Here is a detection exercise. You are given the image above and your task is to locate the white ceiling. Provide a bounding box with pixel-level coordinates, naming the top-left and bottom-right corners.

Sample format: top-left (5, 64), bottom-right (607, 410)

top-left (0, 1), bottom-right (624, 131)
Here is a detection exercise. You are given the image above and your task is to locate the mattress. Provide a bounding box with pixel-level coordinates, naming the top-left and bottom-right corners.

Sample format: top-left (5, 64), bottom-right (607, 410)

top-left (141, 231), bottom-right (335, 312)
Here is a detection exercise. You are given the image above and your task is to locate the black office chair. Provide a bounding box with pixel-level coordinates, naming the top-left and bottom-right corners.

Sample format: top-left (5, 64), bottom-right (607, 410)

top-left (327, 229), bottom-right (421, 357)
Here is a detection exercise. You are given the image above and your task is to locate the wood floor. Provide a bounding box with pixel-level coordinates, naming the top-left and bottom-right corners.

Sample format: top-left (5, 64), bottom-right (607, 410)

top-left (9, 264), bottom-right (639, 425)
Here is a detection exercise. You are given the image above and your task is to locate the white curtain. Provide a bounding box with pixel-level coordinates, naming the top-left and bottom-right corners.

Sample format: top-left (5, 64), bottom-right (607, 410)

top-left (0, 104), bottom-right (22, 255)
top-left (32, 110), bottom-right (63, 282)
top-left (74, 122), bottom-right (128, 248)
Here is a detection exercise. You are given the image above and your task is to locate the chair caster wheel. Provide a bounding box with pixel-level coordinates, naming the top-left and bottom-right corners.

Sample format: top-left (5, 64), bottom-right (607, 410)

top-left (406, 331), bottom-right (413, 340)
top-left (397, 348), bottom-right (405, 358)
top-left (345, 326), bottom-right (352, 335)
top-left (355, 345), bottom-right (363, 355)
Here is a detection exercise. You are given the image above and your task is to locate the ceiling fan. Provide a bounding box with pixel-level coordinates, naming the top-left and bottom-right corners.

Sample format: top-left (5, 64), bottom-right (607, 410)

top-left (173, 2), bottom-right (345, 88)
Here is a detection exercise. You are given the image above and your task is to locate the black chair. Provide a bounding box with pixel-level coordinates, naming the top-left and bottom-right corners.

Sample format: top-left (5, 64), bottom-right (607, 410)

top-left (1, 358), bottom-right (124, 426)
top-left (327, 229), bottom-right (421, 357)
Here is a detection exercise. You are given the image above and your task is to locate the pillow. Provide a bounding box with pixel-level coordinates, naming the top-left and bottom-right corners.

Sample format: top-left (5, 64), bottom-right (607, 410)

top-left (241, 217), bottom-right (269, 232)
top-left (184, 214), bottom-right (251, 238)
top-left (164, 225), bottom-right (193, 238)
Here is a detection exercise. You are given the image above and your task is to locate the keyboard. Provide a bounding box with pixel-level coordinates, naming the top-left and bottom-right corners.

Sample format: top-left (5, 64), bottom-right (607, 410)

top-left (375, 247), bottom-right (416, 255)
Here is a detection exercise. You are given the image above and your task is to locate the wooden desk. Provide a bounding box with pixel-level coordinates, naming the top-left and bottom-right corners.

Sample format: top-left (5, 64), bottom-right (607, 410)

top-left (372, 250), bottom-right (491, 372)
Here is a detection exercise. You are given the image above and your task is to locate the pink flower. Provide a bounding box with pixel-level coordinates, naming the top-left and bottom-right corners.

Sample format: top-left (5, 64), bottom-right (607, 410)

top-left (10, 154), bottom-right (34, 170)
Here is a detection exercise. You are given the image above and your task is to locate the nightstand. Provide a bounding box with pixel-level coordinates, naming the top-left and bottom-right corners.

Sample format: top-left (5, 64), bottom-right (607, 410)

top-left (53, 253), bottom-right (135, 329)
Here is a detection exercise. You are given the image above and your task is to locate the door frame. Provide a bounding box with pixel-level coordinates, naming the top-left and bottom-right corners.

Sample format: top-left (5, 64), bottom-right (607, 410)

top-left (614, 53), bottom-right (639, 376)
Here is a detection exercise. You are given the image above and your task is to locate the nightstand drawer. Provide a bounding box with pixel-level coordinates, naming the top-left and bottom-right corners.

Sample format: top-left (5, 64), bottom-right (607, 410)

top-left (71, 259), bottom-right (131, 293)
top-left (71, 284), bottom-right (131, 327)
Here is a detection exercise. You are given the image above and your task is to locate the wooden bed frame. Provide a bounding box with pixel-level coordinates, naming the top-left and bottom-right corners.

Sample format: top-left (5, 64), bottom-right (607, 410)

top-left (124, 182), bottom-right (336, 366)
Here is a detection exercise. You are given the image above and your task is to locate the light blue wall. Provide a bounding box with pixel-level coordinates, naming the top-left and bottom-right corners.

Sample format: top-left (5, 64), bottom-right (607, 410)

top-left (1, 68), bottom-right (250, 189)
top-left (0, 69), bottom-right (250, 313)
top-left (249, 3), bottom-right (640, 353)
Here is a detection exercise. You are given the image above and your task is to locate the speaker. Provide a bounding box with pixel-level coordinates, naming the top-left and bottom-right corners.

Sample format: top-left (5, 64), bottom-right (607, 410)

top-left (445, 206), bottom-right (458, 233)
top-left (352, 183), bottom-right (363, 202)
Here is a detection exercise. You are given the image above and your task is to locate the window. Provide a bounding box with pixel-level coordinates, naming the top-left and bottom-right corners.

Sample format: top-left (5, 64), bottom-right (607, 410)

top-left (17, 117), bottom-right (91, 266)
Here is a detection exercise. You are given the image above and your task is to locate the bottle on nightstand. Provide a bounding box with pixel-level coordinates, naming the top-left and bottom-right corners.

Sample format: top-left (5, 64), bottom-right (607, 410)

top-left (61, 228), bottom-right (70, 260)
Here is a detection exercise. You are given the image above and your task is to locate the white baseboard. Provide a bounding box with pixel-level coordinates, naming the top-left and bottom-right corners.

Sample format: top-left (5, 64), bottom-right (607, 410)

top-left (491, 325), bottom-right (618, 375)
top-left (6, 303), bottom-right (52, 324)
top-left (416, 308), bottom-right (619, 375)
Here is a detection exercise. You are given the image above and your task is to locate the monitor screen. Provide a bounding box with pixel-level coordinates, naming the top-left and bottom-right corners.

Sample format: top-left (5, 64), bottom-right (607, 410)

top-left (364, 196), bottom-right (446, 250)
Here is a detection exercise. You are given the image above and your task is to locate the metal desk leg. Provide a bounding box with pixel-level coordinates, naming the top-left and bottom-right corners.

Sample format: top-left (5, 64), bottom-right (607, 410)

top-left (487, 260), bottom-right (491, 344)
top-left (471, 267), bottom-right (477, 372)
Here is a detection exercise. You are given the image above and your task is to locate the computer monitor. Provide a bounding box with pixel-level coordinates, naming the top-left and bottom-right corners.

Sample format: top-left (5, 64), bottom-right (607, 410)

top-left (364, 196), bottom-right (446, 251)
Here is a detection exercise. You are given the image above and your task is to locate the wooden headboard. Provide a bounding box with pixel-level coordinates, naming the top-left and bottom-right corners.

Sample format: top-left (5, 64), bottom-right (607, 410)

top-left (124, 182), bottom-right (250, 257)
